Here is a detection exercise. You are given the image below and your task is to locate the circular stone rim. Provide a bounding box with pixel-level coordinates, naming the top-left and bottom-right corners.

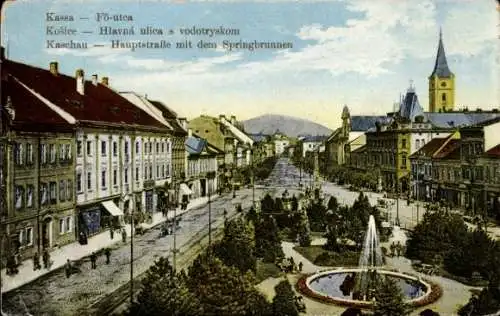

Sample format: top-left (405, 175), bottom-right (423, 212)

top-left (297, 268), bottom-right (442, 309)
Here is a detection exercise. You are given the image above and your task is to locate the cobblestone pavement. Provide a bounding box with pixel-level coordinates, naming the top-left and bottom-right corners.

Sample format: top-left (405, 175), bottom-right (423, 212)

top-left (2, 189), bottom-right (264, 316)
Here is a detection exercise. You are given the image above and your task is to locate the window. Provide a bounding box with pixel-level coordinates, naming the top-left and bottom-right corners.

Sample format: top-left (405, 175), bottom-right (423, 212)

top-left (87, 141), bottom-right (92, 156)
top-left (157, 165), bottom-right (160, 178)
top-left (59, 180), bottom-right (65, 201)
top-left (87, 172), bottom-right (92, 190)
top-left (101, 141), bottom-right (107, 156)
top-left (156, 143), bottom-right (159, 154)
top-left (77, 172), bottom-right (82, 192)
top-left (15, 186), bottom-right (23, 209)
top-left (416, 139), bottom-right (420, 149)
top-left (124, 141), bottom-right (129, 154)
top-left (41, 144), bottom-right (47, 164)
top-left (67, 180), bottom-right (73, 200)
top-left (441, 93), bottom-right (446, 102)
top-left (40, 183), bottom-right (48, 205)
top-left (49, 144), bottom-right (56, 163)
top-left (401, 139), bottom-right (406, 148)
top-left (144, 166), bottom-right (148, 179)
top-left (161, 143), bottom-right (164, 153)
top-left (14, 143), bottom-right (23, 165)
top-left (162, 165), bottom-right (165, 178)
top-left (66, 217), bottom-right (72, 233)
top-left (136, 141), bottom-right (140, 154)
top-left (26, 143), bottom-right (33, 164)
top-left (65, 144), bottom-right (71, 160)
top-left (59, 218), bottom-right (65, 234)
top-left (144, 142), bottom-right (148, 154)
top-left (113, 141), bottom-right (117, 157)
top-left (149, 166), bottom-right (153, 179)
top-left (26, 185), bottom-right (33, 208)
top-left (135, 167), bottom-right (139, 181)
top-left (113, 169), bottom-right (117, 186)
top-left (77, 141), bottom-right (83, 156)
top-left (59, 144), bottom-right (65, 161)
top-left (19, 227), bottom-right (33, 247)
top-left (149, 142), bottom-right (153, 154)
top-left (49, 182), bottom-right (57, 203)
top-left (101, 170), bottom-right (106, 188)
top-left (401, 155), bottom-right (407, 169)
top-left (124, 168), bottom-right (129, 184)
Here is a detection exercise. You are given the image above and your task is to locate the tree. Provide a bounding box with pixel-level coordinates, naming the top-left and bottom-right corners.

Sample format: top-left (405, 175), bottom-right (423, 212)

top-left (458, 286), bottom-right (500, 316)
top-left (373, 277), bottom-right (410, 316)
top-left (188, 253), bottom-right (270, 316)
top-left (406, 211), bottom-right (469, 263)
top-left (328, 196), bottom-right (339, 212)
top-left (255, 215), bottom-right (284, 263)
top-left (215, 217), bottom-right (257, 273)
top-left (324, 226), bottom-right (341, 252)
top-left (272, 280), bottom-right (299, 316)
top-left (127, 257), bottom-right (202, 316)
top-left (261, 194), bottom-right (275, 213)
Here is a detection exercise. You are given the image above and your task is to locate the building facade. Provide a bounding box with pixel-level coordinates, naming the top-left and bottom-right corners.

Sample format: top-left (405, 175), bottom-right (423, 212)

top-left (428, 30), bottom-right (455, 113)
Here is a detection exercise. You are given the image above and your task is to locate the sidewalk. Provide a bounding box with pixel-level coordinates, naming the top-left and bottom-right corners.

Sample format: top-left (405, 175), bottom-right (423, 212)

top-left (0, 195), bottom-right (215, 293)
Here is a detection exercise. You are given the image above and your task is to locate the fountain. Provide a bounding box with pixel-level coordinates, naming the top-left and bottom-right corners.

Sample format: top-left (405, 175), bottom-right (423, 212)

top-left (297, 215), bottom-right (441, 309)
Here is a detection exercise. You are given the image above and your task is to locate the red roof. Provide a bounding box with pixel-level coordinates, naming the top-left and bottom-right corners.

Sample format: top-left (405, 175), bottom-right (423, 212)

top-left (4, 60), bottom-right (167, 130)
top-left (410, 137), bottom-right (447, 158)
top-left (485, 144), bottom-right (500, 158)
top-left (434, 139), bottom-right (460, 160)
top-left (3, 75), bottom-right (72, 127)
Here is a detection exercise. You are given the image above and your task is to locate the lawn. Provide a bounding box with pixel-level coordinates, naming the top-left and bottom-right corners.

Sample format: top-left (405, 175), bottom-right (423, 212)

top-left (255, 260), bottom-right (283, 283)
top-left (294, 245), bottom-right (360, 267)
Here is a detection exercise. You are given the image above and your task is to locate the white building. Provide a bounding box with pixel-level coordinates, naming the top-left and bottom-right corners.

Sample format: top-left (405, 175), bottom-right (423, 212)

top-left (219, 115), bottom-right (254, 166)
top-left (301, 136), bottom-right (328, 157)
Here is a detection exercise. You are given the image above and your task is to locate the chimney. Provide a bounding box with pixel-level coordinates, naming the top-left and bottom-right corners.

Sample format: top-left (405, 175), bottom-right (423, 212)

top-left (91, 74), bottom-right (98, 86)
top-left (188, 128), bottom-right (193, 137)
top-left (75, 69), bottom-right (85, 95)
top-left (230, 115), bottom-right (236, 125)
top-left (101, 76), bottom-right (109, 86)
top-left (178, 117), bottom-right (187, 130)
top-left (49, 62), bottom-right (58, 76)
top-left (219, 114), bottom-right (226, 122)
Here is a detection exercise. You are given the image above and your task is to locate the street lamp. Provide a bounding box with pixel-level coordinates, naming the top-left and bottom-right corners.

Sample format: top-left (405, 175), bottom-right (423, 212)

top-left (130, 199), bottom-right (139, 303)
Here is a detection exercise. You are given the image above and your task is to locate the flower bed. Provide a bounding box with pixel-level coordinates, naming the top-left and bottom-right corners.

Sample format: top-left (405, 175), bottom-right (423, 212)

top-left (296, 272), bottom-right (443, 310)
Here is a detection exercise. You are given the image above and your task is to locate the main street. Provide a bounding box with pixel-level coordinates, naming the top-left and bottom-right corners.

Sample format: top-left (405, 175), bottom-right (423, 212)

top-left (2, 157), bottom-right (431, 316)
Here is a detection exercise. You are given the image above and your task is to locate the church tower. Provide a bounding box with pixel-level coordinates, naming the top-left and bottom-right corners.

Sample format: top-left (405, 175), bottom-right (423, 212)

top-left (428, 29), bottom-right (455, 112)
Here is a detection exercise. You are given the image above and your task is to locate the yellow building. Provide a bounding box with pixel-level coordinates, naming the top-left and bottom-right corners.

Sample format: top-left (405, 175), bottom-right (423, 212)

top-left (428, 30), bottom-right (455, 113)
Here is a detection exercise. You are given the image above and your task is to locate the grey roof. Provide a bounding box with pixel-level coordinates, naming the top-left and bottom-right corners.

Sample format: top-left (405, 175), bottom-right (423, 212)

top-left (302, 135), bottom-right (328, 142)
top-left (430, 30), bottom-right (453, 78)
top-left (351, 116), bottom-right (391, 131)
top-left (399, 88), bottom-right (424, 120)
top-left (249, 133), bottom-right (269, 142)
top-left (185, 136), bottom-right (207, 154)
top-left (424, 112), bottom-right (500, 128)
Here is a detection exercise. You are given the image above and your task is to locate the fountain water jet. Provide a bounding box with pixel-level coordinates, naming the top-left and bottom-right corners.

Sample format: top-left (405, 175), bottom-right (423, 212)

top-left (354, 215), bottom-right (384, 300)
top-left (298, 214), bottom-right (441, 308)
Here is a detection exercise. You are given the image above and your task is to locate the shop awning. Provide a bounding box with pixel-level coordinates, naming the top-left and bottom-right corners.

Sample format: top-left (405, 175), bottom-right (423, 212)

top-left (102, 201), bottom-right (124, 216)
top-left (180, 183), bottom-right (193, 195)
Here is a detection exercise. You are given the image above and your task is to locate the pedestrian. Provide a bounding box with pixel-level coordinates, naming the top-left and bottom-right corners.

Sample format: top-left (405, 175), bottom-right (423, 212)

top-left (390, 242), bottom-right (396, 257)
top-left (298, 261), bottom-right (303, 272)
top-left (105, 248), bottom-right (111, 265)
top-left (122, 228), bottom-right (127, 243)
top-left (42, 249), bottom-right (50, 269)
top-left (33, 252), bottom-right (41, 271)
top-left (6, 255), bottom-right (16, 275)
top-left (65, 259), bottom-right (72, 278)
top-left (110, 227), bottom-right (114, 240)
top-left (90, 252), bottom-right (97, 269)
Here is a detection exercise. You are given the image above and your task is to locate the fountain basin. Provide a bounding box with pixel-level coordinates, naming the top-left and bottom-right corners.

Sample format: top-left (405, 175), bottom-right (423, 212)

top-left (297, 268), bottom-right (442, 309)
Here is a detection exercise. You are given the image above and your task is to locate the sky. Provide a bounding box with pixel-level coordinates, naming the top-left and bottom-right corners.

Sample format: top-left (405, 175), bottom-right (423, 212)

top-left (1, 0), bottom-right (498, 129)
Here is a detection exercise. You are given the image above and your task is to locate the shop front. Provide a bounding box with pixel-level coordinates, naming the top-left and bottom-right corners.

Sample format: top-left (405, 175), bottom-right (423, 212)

top-left (77, 199), bottom-right (124, 244)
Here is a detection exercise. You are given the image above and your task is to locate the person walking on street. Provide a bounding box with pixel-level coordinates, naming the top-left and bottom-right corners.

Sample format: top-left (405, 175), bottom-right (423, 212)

top-left (33, 252), bottom-right (41, 271)
top-left (105, 248), bottom-right (111, 265)
top-left (65, 259), bottom-right (72, 278)
top-left (122, 228), bottom-right (127, 243)
top-left (298, 261), bottom-right (303, 272)
top-left (42, 249), bottom-right (50, 269)
top-left (110, 227), bottom-right (114, 240)
top-left (90, 252), bottom-right (97, 269)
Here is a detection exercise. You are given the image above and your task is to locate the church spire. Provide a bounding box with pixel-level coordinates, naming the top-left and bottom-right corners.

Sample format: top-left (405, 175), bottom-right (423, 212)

top-left (431, 28), bottom-right (453, 78)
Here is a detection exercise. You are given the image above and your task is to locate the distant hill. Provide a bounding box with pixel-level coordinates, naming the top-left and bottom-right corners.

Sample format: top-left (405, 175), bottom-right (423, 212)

top-left (242, 114), bottom-right (332, 137)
